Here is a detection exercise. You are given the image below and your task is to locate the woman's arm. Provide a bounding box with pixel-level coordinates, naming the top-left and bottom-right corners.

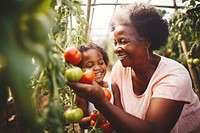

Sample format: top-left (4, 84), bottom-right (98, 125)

top-left (69, 82), bottom-right (184, 133)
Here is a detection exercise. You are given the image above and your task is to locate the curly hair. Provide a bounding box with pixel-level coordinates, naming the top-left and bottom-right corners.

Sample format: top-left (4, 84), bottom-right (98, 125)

top-left (76, 42), bottom-right (109, 67)
top-left (109, 2), bottom-right (169, 51)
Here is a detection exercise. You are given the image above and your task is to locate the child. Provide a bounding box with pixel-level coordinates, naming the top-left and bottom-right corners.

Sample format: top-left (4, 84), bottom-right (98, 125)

top-left (75, 42), bottom-right (123, 130)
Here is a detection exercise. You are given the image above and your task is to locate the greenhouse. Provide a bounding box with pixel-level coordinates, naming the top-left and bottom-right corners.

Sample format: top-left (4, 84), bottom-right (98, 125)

top-left (0, 0), bottom-right (200, 133)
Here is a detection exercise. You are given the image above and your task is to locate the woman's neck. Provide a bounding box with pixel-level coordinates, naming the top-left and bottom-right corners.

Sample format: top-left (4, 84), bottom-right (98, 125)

top-left (132, 54), bottom-right (160, 80)
top-left (131, 54), bottom-right (160, 95)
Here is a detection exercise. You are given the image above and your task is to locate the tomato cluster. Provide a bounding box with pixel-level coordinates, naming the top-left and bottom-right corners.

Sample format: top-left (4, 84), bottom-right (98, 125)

top-left (65, 67), bottom-right (95, 84)
top-left (64, 46), bottom-right (95, 84)
top-left (89, 110), bottom-right (113, 133)
top-left (187, 58), bottom-right (200, 65)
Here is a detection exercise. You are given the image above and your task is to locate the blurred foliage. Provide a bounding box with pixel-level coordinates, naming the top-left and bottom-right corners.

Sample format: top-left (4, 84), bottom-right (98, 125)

top-left (0, 0), bottom-right (88, 133)
top-left (155, 0), bottom-right (200, 93)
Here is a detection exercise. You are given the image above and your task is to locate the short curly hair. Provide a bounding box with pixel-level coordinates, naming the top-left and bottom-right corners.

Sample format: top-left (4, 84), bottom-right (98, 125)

top-left (76, 42), bottom-right (109, 67)
top-left (109, 2), bottom-right (169, 51)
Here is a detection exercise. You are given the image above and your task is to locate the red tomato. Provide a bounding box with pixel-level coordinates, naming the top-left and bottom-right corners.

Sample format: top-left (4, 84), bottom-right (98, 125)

top-left (90, 110), bottom-right (99, 121)
top-left (64, 46), bottom-right (82, 65)
top-left (79, 69), bottom-right (95, 84)
top-left (90, 120), bottom-right (95, 126)
top-left (90, 119), bottom-right (103, 128)
top-left (102, 87), bottom-right (112, 101)
top-left (90, 110), bottom-right (106, 128)
top-left (100, 121), bottom-right (113, 133)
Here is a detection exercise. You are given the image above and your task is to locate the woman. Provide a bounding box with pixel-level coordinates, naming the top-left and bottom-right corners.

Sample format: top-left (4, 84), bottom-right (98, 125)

top-left (67, 3), bottom-right (200, 133)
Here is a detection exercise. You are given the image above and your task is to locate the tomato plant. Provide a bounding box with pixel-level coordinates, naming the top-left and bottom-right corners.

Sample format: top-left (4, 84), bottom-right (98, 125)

top-left (102, 87), bottom-right (112, 101)
top-left (64, 107), bottom-right (84, 123)
top-left (79, 69), bottom-right (95, 84)
top-left (65, 67), bottom-right (83, 82)
top-left (64, 46), bottom-right (82, 65)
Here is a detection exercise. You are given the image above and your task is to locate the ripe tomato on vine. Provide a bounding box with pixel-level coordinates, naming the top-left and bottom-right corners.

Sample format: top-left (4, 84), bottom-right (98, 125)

top-left (64, 46), bottom-right (82, 65)
top-left (79, 69), bottom-right (95, 84)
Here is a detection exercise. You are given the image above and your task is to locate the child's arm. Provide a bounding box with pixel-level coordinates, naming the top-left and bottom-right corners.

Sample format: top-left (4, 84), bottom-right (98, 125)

top-left (75, 96), bottom-right (91, 129)
top-left (111, 83), bottom-right (123, 109)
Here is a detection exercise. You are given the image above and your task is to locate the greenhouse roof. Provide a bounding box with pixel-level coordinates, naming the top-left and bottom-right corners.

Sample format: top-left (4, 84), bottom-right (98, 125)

top-left (81, 0), bottom-right (187, 44)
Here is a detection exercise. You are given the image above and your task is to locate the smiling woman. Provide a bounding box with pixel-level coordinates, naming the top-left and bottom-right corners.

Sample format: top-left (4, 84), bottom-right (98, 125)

top-left (67, 2), bottom-right (200, 133)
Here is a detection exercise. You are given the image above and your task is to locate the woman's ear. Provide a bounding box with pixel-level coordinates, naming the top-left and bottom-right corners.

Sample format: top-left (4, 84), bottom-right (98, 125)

top-left (142, 38), bottom-right (151, 49)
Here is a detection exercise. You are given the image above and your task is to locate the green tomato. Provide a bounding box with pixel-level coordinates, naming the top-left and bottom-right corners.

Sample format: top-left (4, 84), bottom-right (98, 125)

top-left (65, 67), bottom-right (83, 82)
top-left (27, 12), bottom-right (52, 44)
top-left (187, 58), bottom-right (193, 65)
top-left (64, 108), bottom-right (84, 123)
top-left (193, 58), bottom-right (200, 65)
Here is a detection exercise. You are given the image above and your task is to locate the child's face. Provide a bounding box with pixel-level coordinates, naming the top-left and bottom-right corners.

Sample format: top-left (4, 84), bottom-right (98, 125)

top-left (81, 49), bottom-right (107, 83)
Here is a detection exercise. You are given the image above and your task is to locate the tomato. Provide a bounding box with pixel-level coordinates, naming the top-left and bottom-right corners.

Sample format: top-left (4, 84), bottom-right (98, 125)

top-left (64, 108), bottom-right (84, 123)
top-left (90, 119), bottom-right (103, 128)
top-left (28, 12), bottom-right (52, 45)
top-left (100, 121), bottom-right (113, 133)
top-left (90, 110), bottom-right (99, 121)
top-left (165, 48), bottom-right (172, 57)
top-left (187, 58), bottom-right (193, 65)
top-left (193, 58), bottom-right (200, 65)
top-left (102, 87), bottom-right (112, 101)
top-left (65, 67), bottom-right (83, 82)
top-left (90, 110), bottom-right (106, 128)
top-left (79, 69), bottom-right (95, 84)
top-left (90, 120), bottom-right (96, 126)
top-left (64, 46), bottom-right (82, 65)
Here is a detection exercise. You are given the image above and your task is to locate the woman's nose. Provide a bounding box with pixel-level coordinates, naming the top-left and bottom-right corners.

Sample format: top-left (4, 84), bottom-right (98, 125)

top-left (114, 46), bottom-right (123, 54)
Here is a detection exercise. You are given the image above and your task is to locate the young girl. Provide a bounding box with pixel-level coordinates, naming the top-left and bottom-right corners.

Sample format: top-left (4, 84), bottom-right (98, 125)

top-left (75, 42), bottom-right (123, 130)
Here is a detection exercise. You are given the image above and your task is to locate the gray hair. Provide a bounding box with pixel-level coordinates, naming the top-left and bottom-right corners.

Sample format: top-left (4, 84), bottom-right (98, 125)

top-left (109, 2), bottom-right (169, 50)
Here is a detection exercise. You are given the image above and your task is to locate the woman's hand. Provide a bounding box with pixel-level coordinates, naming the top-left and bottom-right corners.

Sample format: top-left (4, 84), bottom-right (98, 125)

top-left (67, 81), bottom-right (106, 106)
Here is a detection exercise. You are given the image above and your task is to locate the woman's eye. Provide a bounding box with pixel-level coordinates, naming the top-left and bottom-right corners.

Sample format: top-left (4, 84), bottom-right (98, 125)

top-left (121, 40), bottom-right (129, 45)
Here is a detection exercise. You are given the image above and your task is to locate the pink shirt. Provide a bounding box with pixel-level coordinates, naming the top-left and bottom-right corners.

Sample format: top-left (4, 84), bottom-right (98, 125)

top-left (111, 56), bottom-right (200, 133)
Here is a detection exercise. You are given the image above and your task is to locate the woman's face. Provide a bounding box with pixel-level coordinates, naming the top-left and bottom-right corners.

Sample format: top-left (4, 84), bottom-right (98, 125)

top-left (113, 25), bottom-right (148, 68)
top-left (81, 49), bottom-right (107, 83)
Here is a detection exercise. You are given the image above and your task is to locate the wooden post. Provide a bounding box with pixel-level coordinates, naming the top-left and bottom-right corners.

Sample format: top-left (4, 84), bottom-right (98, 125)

top-left (181, 40), bottom-right (200, 99)
top-left (85, 0), bottom-right (91, 36)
